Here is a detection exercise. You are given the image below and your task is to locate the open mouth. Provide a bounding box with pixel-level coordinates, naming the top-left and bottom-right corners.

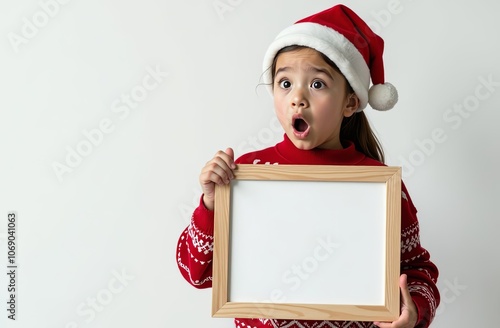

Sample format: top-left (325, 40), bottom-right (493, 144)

top-left (293, 118), bottom-right (309, 132)
top-left (292, 116), bottom-right (310, 137)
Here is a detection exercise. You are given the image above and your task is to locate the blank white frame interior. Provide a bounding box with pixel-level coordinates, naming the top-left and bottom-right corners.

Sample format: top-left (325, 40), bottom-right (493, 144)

top-left (213, 164), bottom-right (401, 322)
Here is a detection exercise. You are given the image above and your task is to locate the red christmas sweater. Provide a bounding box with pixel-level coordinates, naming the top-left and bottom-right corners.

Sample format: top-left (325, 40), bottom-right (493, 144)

top-left (176, 135), bottom-right (440, 328)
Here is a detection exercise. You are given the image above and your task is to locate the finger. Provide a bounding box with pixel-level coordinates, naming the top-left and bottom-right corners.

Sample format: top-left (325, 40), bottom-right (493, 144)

top-left (214, 148), bottom-right (235, 170)
top-left (200, 165), bottom-right (231, 186)
top-left (205, 151), bottom-right (234, 173)
top-left (225, 147), bottom-right (236, 169)
top-left (201, 157), bottom-right (235, 184)
top-left (212, 148), bottom-right (236, 178)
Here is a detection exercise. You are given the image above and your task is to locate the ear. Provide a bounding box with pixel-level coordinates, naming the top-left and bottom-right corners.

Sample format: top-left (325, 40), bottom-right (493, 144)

top-left (343, 93), bottom-right (359, 117)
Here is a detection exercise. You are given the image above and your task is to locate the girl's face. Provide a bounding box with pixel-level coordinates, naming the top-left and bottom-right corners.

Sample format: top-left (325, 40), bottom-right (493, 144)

top-left (273, 47), bottom-right (359, 150)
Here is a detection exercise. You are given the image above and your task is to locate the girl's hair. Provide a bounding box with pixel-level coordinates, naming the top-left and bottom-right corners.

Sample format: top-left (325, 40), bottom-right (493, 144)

top-left (269, 45), bottom-right (385, 163)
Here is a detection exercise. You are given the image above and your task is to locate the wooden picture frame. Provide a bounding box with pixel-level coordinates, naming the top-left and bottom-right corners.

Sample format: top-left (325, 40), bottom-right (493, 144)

top-left (212, 164), bottom-right (401, 322)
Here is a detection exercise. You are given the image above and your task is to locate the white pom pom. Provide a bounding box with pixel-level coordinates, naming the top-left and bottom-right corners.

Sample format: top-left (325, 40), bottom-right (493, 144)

top-left (368, 82), bottom-right (398, 111)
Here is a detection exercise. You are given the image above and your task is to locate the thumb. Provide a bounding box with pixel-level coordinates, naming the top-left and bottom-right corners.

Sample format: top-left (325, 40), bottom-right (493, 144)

top-left (399, 274), bottom-right (418, 326)
top-left (400, 274), bottom-right (412, 305)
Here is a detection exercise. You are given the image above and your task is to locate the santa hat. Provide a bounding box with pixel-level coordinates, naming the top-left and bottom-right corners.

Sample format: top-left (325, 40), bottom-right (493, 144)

top-left (262, 4), bottom-right (398, 111)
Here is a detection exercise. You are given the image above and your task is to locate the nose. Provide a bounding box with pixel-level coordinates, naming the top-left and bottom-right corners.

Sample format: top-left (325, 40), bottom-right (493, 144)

top-left (291, 87), bottom-right (309, 109)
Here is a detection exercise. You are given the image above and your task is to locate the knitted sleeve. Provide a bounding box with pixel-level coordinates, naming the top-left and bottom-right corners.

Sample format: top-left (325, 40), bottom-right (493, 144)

top-left (400, 183), bottom-right (440, 327)
top-left (176, 156), bottom-right (249, 289)
top-left (176, 195), bottom-right (215, 289)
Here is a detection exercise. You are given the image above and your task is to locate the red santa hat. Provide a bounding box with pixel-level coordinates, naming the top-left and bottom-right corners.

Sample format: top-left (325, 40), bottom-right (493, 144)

top-left (262, 4), bottom-right (398, 111)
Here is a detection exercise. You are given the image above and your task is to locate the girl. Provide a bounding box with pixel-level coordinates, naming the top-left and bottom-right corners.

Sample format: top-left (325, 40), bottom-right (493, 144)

top-left (176, 4), bottom-right (440, 328)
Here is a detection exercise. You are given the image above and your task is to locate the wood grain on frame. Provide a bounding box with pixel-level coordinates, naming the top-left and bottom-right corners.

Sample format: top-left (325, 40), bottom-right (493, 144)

top-left (212, 164), bottom-right (401, 322)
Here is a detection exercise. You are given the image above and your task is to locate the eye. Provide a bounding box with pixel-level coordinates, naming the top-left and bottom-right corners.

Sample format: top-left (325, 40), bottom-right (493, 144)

top-left (311, 80), bottom-right (325, 89)
top-left (279, 80), bottom-right (291, 89)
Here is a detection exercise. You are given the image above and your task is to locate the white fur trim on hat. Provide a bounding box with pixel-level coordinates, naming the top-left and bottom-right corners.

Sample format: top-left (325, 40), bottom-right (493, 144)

top-left (262, 22), bottom-right (370, 111)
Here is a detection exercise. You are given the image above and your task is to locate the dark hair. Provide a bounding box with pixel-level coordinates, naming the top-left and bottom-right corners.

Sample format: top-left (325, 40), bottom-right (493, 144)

top-left (269, 45), bottom-right (385, 163)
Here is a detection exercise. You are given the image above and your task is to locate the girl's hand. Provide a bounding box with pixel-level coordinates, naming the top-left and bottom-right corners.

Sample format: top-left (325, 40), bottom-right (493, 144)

top-left (199, 148), bottom-right (236, 211)
top-left (373, 274), bottom-right (418, 328)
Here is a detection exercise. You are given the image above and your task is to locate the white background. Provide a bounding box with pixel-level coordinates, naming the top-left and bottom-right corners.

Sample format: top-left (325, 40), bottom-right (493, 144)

top-left (0, 0), bottom-right (498, 327)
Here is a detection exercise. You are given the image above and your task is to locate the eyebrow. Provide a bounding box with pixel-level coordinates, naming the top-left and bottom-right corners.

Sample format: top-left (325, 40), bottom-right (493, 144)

top-left (274, 66), bottom-right (335, 80)
top-left (308, 66), bottom-right (335, 80)
top-left (275, 66), bottom-right (291, 76)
